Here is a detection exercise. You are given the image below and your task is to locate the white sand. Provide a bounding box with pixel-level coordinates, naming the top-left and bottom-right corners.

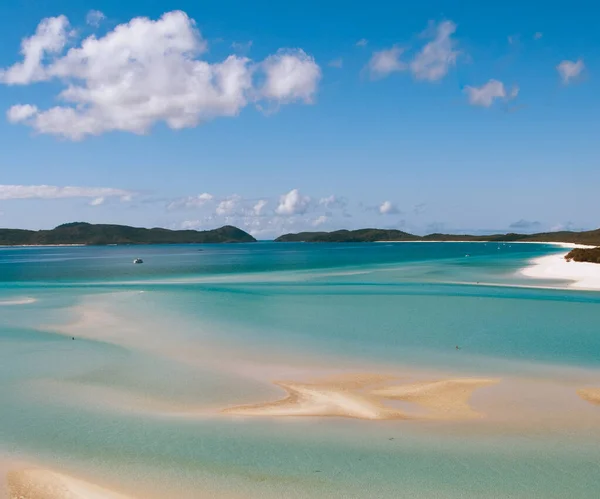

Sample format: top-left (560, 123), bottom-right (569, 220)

top-left (520, 252), bottom-right (600, 290)
top-left (222, 374), bottom-right (498, 421)
top-left (0, 297), bottom-right (36, 306)
top-left (6, 468), bottom-right (134, 499)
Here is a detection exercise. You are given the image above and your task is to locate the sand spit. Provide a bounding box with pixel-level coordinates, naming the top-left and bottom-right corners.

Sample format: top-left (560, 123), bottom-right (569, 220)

top-left (372, 378), bottom-right (499, 420)
top-left (6, 468), bottom-right (134, 499)
top-left (577, 388), bottom-right (600, 406)
top-left (0, 297), bottom-right (36, 306)
top-left (222, 374), bottom-right (499, 421)
top-left (520, 253), bottom-right (600, 290)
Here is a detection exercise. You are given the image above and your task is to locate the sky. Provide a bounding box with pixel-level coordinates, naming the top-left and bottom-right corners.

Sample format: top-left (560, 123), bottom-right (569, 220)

top-left (0, 0), bottom-right (598, 238)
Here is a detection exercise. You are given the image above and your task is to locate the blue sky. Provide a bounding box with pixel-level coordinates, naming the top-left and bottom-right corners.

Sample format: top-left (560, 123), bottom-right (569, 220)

top-left (0, 0), bottom-right (597, 237)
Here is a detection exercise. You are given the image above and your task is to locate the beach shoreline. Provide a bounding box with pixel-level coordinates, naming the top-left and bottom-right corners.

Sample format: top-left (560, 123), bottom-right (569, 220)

top-left (520, 249), bottom-right (600, 290)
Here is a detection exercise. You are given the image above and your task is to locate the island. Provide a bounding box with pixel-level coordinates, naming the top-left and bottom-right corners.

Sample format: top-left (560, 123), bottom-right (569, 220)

top-left (0, 222), bottom-right (256, 246)
top-left (275, 228), bottom-right (600, 247)
top-left (565, 247), bottom-right (600, 264)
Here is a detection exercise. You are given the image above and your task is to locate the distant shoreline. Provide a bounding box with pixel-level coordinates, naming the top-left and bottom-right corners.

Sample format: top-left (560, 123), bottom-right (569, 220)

top-left (374, 241), bottom-right (595, 248)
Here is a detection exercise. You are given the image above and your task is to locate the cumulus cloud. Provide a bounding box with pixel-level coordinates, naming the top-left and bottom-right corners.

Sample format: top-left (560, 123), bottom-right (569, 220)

top-left (0, 184), bottom-right (134, 201)
top-left (0, 15), bottom-right (70, 85)
top-left (89, 197), bottom-right (105, 206)
top-left (319, 195), bottom-right (346, 209)
top-left (1, 11), bottom-right (321, 139)
top-left (276, 189), bottom-right (311, 215)
top-left (356, 39), bottom-right (368, 47)
top-left (167, 193), bottom-right (213, 210)
top-left (464, 79), bottom-right (512, 107)
top-left (410, 21), bottom-right (458, 81)
top-left (260, 49), bottom-right (321, 104)
top-left (86, 10), bottom-right (105, 27)
top-left (557, 59), bottom-right (584, 84)
top-left (253, 199), bottom-right (268, 216)
top-left (312, 215), bottom-right (328, 227)
top-left (328, 58), bottom-right (343, 68)
top-left (7, 104), bottom-right (39, 123)
top-left (379, 200), bottom-right (400, 215)
top-left (216, 195), bottom-right (242, 216)
top-left (366, 46), bottom-right (406, 80)
top-left (180, 220), bottom-right (202, 230)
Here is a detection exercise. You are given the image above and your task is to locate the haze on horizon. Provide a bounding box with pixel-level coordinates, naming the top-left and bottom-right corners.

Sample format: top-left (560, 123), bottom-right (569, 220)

top-left (0, 0), bottom-right (597, 238)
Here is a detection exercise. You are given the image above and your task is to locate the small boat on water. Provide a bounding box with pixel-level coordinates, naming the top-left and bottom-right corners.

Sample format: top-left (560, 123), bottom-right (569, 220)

top-left (133, 258), bottom-right (144, 264)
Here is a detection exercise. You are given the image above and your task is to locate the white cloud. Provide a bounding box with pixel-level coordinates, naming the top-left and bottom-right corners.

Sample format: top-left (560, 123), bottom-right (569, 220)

top-left (366, 46), bottom-right (406, 80)
top-left (328, 58), bottom-right (343, 69)
top-left (253, 199), bottom-right (268, 216)
top-left (0, 184), bottom-right (134, 201)
top-left (276, 189), bottom-right (310, 215)
top-left (260, 49), bottom-right (321, 104)
top-left (86, 10), bottom-right (105, 27)
top-left (181, 220), bottom-right (201, 229)
top-left (1, 11), bottom-right (321, 140)
top-left (464, 79), bottom-right (508, 107)
top-left (410, 21), bottom-right (458, 81)
top-left (379, 200), bottom-right (400, 215)
top-left (319, 195), bottom-right (346, 209)
top-left (89, 197), bottom-right (105, 206)
top-left (356, 39), bottom-right (368, 47)
top-left (167, 192), bottom-right (213, 210)
top-left (312, 215), bottom-right (327, 227)
top-left (0, 15), bottom-right (70, 85)
top-left (216, 195), bottom-right (241, 216)
top-left (557, 59), bottom-right (584, 84)
top-left (7, 104), bottom-right (39, 123)
top-left (534, 32), bottom-right (543, 40)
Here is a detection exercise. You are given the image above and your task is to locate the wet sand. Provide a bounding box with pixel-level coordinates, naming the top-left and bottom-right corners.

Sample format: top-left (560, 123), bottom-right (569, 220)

top-left (577, 388), bottom-right (600, 405)
top-left (6, 469), bottom-right (134, 499)
top-left (222, 374), bottom-right (499, 421)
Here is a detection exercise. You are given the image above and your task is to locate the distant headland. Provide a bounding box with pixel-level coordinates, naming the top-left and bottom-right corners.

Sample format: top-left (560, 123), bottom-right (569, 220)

top-left (0, 222), bottom-right (256, 246)
top-left (275, 228), bottom-right (600, 246)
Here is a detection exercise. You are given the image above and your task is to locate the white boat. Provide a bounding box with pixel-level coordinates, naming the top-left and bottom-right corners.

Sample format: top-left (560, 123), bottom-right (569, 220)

top-left (133, 258), bottom-right (143, 264)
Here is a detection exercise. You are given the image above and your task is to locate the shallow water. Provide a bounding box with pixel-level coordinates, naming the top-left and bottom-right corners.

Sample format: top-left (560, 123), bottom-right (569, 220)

top-left (1, 242), bottom-right (600, 497)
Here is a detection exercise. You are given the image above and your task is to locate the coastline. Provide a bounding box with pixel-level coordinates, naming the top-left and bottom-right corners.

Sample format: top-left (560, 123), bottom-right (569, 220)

top-left (520, 246), bottom-right (600, 290)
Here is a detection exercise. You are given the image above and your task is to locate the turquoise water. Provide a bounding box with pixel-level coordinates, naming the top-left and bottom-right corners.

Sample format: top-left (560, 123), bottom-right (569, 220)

top-left (1, 242), bottom-right (600, 497)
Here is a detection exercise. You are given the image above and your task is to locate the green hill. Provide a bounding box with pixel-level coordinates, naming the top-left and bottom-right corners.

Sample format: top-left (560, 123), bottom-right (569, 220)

top-left (275, 228), bottom-right (600, 245)
top-left (0, 223), bottom-right (256, 246)
top-left (565, 247), bottom-right (600, 264)
top-left (275, 228), bottom-right (418, 243)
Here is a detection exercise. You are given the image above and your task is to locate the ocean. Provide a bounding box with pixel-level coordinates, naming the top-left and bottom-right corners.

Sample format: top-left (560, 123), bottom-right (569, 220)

top-left (1, 242), bottom-right (599, 498)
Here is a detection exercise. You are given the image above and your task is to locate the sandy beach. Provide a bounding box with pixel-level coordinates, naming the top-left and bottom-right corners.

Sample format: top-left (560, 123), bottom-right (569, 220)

top-left (520, 252), bottom-right (600, 290)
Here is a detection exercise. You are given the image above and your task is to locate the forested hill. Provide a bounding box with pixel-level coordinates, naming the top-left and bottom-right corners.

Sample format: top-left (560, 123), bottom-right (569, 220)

top-left (275, 228), bottom-right (600, 245)
top-left (0, 223), bottom-right (256, 245)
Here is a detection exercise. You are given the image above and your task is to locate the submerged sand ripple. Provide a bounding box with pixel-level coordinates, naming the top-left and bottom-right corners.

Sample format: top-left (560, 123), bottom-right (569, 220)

top-left (577, 388), bottom-right (600, 406)
top-left (222, 374), bottom-right (499, 421)
top-left (7, 469), bottom-right (134, 499)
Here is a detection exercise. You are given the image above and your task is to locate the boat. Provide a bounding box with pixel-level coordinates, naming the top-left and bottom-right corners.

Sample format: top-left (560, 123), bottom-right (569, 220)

top-left (133, 258), bottom-right (143, 264)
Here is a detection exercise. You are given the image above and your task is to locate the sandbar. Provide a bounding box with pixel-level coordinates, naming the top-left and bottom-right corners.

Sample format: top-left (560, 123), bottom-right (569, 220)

top-left (0, 297), bottom-right (36, 306)
top-left (222, 374), bottom-right (499, 421)
top-left (520, 252), bottom-right (600, 290)
top-left (6, 468), bottom-right (134, 499)
top-left (577, 388), bottom-right (600, 405)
